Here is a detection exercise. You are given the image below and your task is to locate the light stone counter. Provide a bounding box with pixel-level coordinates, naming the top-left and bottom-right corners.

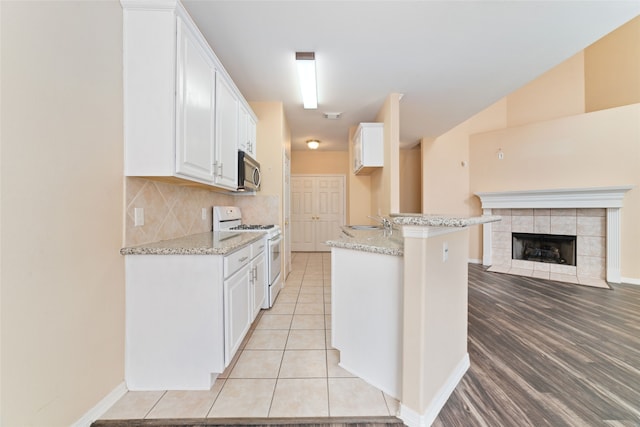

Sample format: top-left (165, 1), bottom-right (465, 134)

top-left (391, 213), bottom-right (502, 227)
top-left (326, 227), bottom-right (404, 256)
top-left (326, 215), bottom-right (500, 256)
top-left (120, 231), bottom-right (263, 255)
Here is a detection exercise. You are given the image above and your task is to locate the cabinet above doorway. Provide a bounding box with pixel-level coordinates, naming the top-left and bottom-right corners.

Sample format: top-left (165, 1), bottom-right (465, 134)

top-left (121, 0), bottom-right (258, 191)
top-left (353, 123), bottom-right (384, 175)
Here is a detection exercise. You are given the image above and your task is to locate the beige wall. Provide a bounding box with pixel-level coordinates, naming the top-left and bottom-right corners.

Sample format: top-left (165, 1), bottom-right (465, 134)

top-left (290, 150), bottom-right (349, 175)
top-left (585, 16), bottom-right (640, 112)
top-left (469, 104), bottom-right (640, 279)
top-left (421, 17), bottom-right (640, 278)
top-left (371, 93), bottom-right (401, 216)
top-left (1, 1), bottom-right (125, 425)
top-left (421, 101), bottom-right (508, 260)
top-left (399, 146), bottom-right (422, 213)
top-left (251, 102), bottom-right (289, 228)
top-left (506, 52), bottom-right (585, 127)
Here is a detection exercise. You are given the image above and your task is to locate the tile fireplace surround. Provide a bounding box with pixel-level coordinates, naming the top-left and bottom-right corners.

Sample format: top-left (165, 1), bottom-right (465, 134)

top-left (476, 186), bottom-right (633, 288)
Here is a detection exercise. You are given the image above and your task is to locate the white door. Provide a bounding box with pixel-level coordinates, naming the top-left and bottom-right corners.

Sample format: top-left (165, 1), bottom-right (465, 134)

top-left (291, 175), bottom-right (345, 252)
top-left (284, 151), bottom-right (291, 275)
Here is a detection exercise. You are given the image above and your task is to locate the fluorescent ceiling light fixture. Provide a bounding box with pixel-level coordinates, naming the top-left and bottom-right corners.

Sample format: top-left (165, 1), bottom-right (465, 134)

top-left (296, 52), bottom-right (318, 109)
top-left (307, 140), bottom-right (320, 150)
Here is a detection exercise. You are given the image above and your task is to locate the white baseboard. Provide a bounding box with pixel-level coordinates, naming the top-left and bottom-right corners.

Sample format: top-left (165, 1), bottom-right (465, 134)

top-left (468, 258), bottom-right (483, 265)
top-left (621, 276), bottom-right (640, 286)
top-left (399, 353), bottom-right (470, 427)
top-left (71, 382), bottom-right (127, 427)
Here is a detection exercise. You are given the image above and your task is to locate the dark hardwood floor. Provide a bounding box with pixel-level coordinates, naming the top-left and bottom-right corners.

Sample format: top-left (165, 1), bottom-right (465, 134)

top-left (434, 264), bottom-right (640, 427)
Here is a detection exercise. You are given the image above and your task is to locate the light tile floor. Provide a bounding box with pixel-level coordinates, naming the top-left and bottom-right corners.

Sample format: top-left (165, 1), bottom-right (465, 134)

top-left (101, 252), bottom-right (400, 420)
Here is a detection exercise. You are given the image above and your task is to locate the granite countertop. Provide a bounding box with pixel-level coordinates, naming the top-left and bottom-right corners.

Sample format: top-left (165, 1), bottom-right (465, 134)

top-left (325, 227), bottom-right (404, 256)
top-left (120, 231), bottom-right (263, 255)
top-left (390, 213), bottom-right (502, 227)
top-left (325, 214), bottom-right (501, 256)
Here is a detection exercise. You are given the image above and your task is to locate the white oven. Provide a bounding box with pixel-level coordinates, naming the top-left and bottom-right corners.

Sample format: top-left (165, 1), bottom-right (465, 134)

top-left (266, 233), bottom-right (282, 307)
top-left (213, 206), bottom-right (282, 308)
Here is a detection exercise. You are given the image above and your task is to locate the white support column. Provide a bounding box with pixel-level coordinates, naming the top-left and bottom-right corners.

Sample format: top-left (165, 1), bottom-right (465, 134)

top-left (482, 208), bottom-right (492, 266)
top-left (606, 208), bottom-right (622, 283)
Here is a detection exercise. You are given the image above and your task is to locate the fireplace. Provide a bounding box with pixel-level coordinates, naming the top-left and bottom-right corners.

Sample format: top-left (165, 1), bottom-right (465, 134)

top-left (476, 186), bottom-right (634, 287)
top-left (512, 233), bottom-right (576, 266)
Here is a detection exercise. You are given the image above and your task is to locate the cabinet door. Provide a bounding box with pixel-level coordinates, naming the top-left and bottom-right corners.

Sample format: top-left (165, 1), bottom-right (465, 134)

top-left (247, 114), bottom-right (257, 158)
top-left (224, 263), bottom-right (251, 366)
top-left (237, 104), bottom-right (248, 153)
top-left (175, 18), bottom-right (216, 182)
top-left (238, 105), bottom-right (257, 159)
top-left (352, 130), bottom-right (362, 173)
top-left (214, 76), bottom-right (239, 190)
top-left (252, 255), bottom-right (266, 320)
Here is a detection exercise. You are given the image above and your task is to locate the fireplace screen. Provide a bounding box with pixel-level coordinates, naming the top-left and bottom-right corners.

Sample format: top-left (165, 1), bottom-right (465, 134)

top-left (512, 233), bottom-right (577, 266)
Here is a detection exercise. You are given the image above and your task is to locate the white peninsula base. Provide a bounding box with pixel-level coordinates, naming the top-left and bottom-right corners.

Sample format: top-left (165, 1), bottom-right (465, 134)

top-left (331, 247), bottom-right (403, 398)
top-left (328, 214), bottom-right (500, 427)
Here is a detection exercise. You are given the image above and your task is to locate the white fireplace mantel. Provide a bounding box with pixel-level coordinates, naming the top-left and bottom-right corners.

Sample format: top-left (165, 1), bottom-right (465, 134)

top-left (475, 186), bottom-right (633, 209)
top-left (476, 186), bottom-right (634, 284)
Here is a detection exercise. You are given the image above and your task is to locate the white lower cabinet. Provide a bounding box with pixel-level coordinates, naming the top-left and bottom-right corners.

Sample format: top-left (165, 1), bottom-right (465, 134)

top-left (223, 263), bottom-right (251, 365)
top-left (124, 240), bottom-right (261, 391)
top-left (250, 240), bottom-right (266, 319)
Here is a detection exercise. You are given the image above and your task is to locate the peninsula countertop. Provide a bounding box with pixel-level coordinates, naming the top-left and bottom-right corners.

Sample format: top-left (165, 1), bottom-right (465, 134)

top-left (390, 213), bottom-right (501, 227)
top-left (325, 214), bottom-right (501, 256)
top-left (326, 227), bottom-right (404, 256)
top-left (120, 231), bottom-right (263, 255)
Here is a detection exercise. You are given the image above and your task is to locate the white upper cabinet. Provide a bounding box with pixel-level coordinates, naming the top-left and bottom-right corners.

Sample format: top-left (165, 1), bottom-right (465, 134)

top-left (353, 123), bottom-right (384, 175)
top-left (238, 104), bottom-right (258, 159)
top-left (214, 76), bottom-right (239, 189)
top-left (175, 17), bottom-right (216, 182)
top-left (121, 0), bottom-right (257, 191)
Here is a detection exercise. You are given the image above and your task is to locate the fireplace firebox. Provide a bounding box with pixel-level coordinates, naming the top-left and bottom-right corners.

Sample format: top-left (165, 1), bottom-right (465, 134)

top-left (512, 233), bottom-right (577, 266)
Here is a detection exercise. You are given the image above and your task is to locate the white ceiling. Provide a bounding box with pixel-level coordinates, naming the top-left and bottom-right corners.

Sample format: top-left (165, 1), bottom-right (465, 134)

top-left (182, 1), bottom-right (640, 151)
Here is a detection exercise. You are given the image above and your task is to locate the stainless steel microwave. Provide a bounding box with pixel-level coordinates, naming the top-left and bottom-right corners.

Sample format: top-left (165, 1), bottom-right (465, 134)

top-left (237, 150), bottom-right (261, 191)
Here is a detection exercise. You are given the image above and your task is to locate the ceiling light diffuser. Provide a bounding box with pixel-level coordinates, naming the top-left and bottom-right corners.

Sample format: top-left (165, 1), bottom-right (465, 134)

top-left (296, 52), bottom-right (318, 109)
top-left (307, 140), bottom-right (320, 150)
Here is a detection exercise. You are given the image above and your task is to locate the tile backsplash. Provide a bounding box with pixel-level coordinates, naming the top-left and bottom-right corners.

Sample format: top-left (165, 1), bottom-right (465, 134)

top-left (124, 177), bottom-right (280, 247)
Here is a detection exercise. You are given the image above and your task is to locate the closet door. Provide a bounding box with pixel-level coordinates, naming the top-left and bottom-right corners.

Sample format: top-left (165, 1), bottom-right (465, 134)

top-left (291, 175), bottom-right (345, 252)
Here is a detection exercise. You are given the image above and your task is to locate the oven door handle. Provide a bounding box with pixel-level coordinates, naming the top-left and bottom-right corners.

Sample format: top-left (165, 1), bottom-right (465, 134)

top-left (269, 235), bottom-right (282, 246)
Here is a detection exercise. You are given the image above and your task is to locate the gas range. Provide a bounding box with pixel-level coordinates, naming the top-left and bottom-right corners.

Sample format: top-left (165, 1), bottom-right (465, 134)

top-left (213, 206), bottom-right (280, 238)
top-left (230, 224), bottom-right (275, 231)
top-left (213, 206), bottom-right (283, 309)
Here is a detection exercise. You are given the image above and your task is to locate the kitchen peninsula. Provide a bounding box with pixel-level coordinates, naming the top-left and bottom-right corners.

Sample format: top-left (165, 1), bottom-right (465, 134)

top-left (326, 213), bottom-right (500, 427)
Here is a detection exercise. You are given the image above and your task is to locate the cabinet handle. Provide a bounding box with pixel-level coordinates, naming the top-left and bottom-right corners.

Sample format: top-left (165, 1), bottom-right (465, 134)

top-left (239, 256), bottom-right (248, 263)
top-left (219, 162), bottom-right (224, 178)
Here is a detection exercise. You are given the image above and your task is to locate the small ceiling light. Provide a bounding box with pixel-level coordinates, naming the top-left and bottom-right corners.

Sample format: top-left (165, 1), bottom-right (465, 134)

top-left (296, 52), bottom-right (318, 109)
top-left (307, 140), bottom-right (320, 150)
top-left (323, 112), bottom-right (342, 120)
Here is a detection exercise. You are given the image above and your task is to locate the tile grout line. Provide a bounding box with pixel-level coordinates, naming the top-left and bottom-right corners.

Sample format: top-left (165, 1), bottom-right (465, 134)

top-left (143, 390), bottom-right (167, 419)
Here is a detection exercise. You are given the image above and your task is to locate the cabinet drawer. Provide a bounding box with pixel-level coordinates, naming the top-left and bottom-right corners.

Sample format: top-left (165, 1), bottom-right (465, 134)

top-left (251, 239), bottom-right (265, 259)
top-left (224, 245), bottom-right (251, 279)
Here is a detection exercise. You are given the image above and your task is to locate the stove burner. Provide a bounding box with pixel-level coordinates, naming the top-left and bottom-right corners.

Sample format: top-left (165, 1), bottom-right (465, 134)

top-left (230, 224), bottom-right (275, 230)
